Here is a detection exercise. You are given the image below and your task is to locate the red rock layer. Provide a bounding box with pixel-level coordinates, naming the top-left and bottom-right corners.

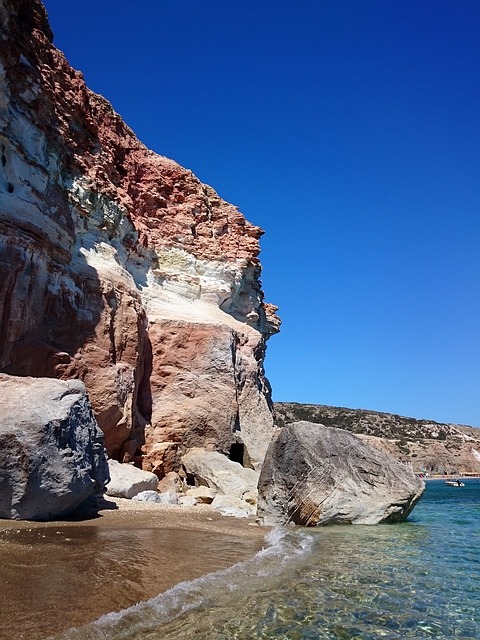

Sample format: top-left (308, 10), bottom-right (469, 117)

top-left (1, 0), bottom-right (264, 263)
top-left (0, 0), bottom-right (280, 469)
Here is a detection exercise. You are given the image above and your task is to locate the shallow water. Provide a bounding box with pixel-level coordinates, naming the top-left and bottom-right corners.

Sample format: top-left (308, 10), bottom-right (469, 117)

top-left (53, 480), bottom-right (480, 640)
top-left (0, 523), bottom-right (263, 640)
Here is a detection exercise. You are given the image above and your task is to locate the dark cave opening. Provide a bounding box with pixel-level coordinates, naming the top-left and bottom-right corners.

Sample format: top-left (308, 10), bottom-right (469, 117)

top-left (229, 442), bottom-right (245, 466)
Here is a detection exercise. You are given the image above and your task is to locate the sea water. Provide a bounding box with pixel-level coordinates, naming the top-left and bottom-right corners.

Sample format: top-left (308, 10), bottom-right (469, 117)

top-left (55, 480), bottom-right (480, 640)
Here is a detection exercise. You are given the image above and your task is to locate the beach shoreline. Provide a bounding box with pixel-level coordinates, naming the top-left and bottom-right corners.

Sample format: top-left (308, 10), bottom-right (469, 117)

top-left (0, 497), bottom-right (269, 640)
top-left (0, 495), bottom-right (266, 535)
top-left (424, 474), bottom-right (480, 481)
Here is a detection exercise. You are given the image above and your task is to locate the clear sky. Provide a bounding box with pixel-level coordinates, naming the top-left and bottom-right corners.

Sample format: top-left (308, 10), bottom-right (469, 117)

top-left (42, 0), bottom-right (480, 427)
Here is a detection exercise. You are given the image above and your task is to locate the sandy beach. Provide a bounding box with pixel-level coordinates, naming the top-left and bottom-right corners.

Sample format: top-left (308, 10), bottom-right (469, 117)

top-left (0, 498), bottom-right (268, 640)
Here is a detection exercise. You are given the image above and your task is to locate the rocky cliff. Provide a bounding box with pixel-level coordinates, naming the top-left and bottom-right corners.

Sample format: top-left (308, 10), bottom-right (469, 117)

top-left (0, 0), bottom-right (279, 473)
top-left (274, 403), bottom-right (480, 476)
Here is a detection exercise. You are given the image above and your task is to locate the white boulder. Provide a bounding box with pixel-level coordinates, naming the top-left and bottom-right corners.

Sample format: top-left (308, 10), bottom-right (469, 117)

top-left (181, 448), bottom-right (259, 500)
top-left (211, 495), bottom-right (256, 518)
top-left (106, 460), bottom-right (159, 499)
top-left (132, 490), bottom-right (179, 505)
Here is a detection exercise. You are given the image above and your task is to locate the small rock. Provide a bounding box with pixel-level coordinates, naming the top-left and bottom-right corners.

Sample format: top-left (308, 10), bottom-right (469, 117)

top-left (132, 491), bottom-right (179, 505)
top-left (132, 491), bottom-right (163, 503)
top-left (158, 471), bottom-right (185, 494)
top-left (186, 486), bottom-right (216, 504)
top-left (211, 495), bottom-right (256, 518)
top-left (178, 495), bottom-right (197, 507)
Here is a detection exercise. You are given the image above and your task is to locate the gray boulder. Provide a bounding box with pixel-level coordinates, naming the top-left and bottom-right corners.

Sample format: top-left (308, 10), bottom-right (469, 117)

top-left (106, 460), bottom-right (159, 499)
top-left (0, 374), bottom-right (109, 520)
top-left (257, 421), bottom-right (425, 526)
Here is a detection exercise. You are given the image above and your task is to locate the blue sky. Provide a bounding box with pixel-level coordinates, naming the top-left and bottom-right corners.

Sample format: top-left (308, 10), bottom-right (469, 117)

top-left (42, 1), bottom-right (480, 427)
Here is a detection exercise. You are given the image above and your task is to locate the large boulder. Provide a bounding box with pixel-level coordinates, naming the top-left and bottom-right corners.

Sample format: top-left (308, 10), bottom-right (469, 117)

top-left (0, 374), bottom-right (109, 520)
top-left (105, 460), bottom-right (159, 499)
top-left (181, 448), bottom-right (259, 500)
top-left (257, 421), bottom-right (425, 526)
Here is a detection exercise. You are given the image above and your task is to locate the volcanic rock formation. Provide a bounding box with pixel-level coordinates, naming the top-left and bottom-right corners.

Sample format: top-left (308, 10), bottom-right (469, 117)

top-left (0, 0), bottom-right (279, 474)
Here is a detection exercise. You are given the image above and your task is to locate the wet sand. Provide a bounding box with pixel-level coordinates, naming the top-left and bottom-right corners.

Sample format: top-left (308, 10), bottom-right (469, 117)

top-left (0, 498), bottom-right (267, 640)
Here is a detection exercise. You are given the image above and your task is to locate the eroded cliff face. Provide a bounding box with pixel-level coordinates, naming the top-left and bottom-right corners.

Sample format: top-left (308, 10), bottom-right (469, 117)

top-left (0, 0), bottom-right (280, 471)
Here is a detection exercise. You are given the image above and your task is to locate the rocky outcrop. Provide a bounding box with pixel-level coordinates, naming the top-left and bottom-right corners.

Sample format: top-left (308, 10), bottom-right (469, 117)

top-left (275, 403), bottom-right (480, 476)
top-left (0, 374), bottom-right (109, 520)
top-left (0, 1), bottom-right (279, 472)
top-left (257, 421), bottom-right (425, 526)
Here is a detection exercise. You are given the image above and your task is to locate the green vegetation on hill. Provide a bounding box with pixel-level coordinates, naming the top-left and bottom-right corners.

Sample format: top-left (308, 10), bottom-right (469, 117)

top-left (273, 402), bottom-right (472, 440)
top-left (273, 402), bottom-right (480, 476)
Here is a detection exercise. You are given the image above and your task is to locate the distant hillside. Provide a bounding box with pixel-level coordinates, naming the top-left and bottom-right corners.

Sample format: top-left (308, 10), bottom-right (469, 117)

top-left (274, 403), bottom-right (480, 476)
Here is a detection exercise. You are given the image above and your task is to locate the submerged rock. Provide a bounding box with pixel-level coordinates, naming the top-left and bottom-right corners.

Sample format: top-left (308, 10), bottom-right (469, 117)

top-left (257, 421), bottom-right (425, 526)
top-left (0, 374), bottom-right (109, 520)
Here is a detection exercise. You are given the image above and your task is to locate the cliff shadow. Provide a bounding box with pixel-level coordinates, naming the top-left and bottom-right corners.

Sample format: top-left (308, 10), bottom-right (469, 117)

top-left (0, 226), bottom-right (104, 380)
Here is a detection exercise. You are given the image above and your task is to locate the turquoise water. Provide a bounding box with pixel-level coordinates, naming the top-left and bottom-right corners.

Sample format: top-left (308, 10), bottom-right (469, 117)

top-left (55, 480), bottom-right (480, 640)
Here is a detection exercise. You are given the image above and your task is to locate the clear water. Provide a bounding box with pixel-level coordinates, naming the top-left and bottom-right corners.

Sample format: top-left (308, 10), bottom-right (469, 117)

top-left (54, 480), bottom-right (480, 640)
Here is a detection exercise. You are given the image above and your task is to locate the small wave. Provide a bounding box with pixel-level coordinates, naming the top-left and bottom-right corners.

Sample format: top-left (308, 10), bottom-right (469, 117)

top-left (51, 527), bottom-right (314, 640)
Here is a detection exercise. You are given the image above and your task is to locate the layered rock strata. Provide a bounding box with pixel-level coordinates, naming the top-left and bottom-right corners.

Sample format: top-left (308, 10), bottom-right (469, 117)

top-left (257, 421), bottom-right (425, 526)
top-left (0, 374), bottom-right (109, 520)
top-left (0, 1), bottom-right (279, 472)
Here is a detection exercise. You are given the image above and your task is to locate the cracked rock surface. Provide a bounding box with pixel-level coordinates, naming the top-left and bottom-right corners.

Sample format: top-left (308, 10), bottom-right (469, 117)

top-left (257, 421), bottom-right (425, 526)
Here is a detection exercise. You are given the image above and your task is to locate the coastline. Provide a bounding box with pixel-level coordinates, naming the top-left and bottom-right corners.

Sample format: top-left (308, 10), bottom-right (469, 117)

top-left (0, 498), bottom-right (268, 640)
top-left (424, 474), bottom-right (480, 481)
top-left (0, 496), bottom-right (266, 536)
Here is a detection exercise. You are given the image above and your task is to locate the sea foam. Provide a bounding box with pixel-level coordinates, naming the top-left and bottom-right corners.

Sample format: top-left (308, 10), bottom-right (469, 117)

top-left (51, 526), bottom-right (314, 640)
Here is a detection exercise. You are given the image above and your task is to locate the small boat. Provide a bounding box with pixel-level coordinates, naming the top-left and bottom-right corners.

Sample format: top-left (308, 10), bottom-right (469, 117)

top-left (445, 479), bottom-right (465, 487)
